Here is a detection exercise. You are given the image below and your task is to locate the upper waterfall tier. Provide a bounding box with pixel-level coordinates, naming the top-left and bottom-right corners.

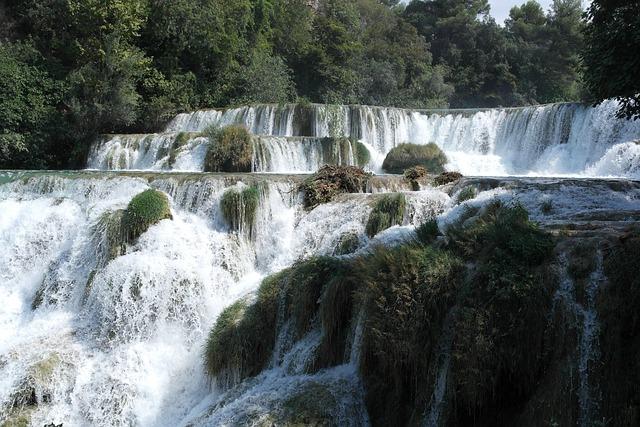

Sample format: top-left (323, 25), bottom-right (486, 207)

top-left (88, 100), bottom-right (640, 178)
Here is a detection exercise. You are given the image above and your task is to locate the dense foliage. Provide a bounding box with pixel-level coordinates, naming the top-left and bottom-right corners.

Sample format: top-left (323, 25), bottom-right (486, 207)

top-left (0, 0), bottom-right (616, 169)
top-left (583, 0), bottom-right (640, 119)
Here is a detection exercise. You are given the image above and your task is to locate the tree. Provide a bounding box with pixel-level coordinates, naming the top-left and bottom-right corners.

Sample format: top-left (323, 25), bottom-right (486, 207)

top-left (583, 0), bottom-right (640, 119)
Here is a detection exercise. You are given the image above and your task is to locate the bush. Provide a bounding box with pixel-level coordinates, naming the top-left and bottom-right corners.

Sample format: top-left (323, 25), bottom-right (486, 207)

top-left (220, 186), bottom-right (260, 238)
top-left (434, 171), bottom-right (463, 186)
top-left (203, 125), bottom-right (253, 172)
top-left (404, 166), bottom-right (427, 190)
top-left (382, 143), bottom-right (447, 174)
top-left (299, 165), bottom-right (371, 209)
top-left (320, 137), bottom-right (370, 168)
top-left (354, 141), bottom-right (371, 167)
top-left (334, 232), bottom-right (361, 255)
top-left (122, 189), bottom-right (172, 242)
top-left (365, 194), bottom-right (406, 238)
top-left (166, 132), bottom-right (191, 168)
top-left (415, 219), bottom-right (440, 245)
top-left (456, 185), bottom-right (478, 203)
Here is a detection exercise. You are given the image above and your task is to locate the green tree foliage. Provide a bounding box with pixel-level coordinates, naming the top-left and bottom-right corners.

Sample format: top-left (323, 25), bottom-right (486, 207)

top-left (0, 0), bottom-right (589, 168)
top-left (583, 0), bottom-right (640, 119)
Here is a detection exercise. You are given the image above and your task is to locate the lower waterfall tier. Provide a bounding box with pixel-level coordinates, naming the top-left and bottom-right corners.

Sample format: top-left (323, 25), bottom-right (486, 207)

top-left (1, 171), bottom-right (639, 426)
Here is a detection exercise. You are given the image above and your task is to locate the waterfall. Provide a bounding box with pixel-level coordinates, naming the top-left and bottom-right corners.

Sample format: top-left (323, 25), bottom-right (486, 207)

top-left (88, 101), bottom-right (640, 178)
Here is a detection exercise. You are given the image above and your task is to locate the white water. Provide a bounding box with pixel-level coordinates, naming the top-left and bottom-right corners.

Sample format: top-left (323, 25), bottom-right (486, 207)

top-left (90, 101), bottom-right (640, 178)
top-left (0, 171), bottom-right (447, 426)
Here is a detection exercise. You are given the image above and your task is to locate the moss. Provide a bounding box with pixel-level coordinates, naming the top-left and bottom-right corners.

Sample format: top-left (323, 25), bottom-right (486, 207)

top-left (404, 166), bottom-right (427, 190)
top-left (299, 165), bottom-right (371, 209)
top-left (434, 171), bottom-right (463, 186)
top-left (203, 125), bottom-right (253, 172)
top-left (354, 141), bottom-right (371, 167)
top-left (365, 193), bottom-right (406, 238)
top-left (166, 132), bottom-right (191, 168)
top-left (382, 143), bottom-right (447, 174)
top-left (357, 244), bottom-right (466, 426)
top-left (456, 185), bottom-right (478, 203)
top-left (281, 382), bottom-right (337, 426)
top-left (122, 189), bottom-right (172, 242)
top-left (334, 232), bottom-right (360, 256)
top-left (415, 219), bottom-right (440, 245)
top-left (567, 240), bottom-right (598, 281)
top-left (220, 186), bottom-right (260, 237)
top-left (597, 228), bottom-right (640, 426)
top-left (205, 272), bottom-right (282, 388)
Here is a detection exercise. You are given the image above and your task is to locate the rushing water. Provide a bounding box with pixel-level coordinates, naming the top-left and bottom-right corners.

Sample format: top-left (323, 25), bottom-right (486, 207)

top-left (89, 101), bottom-right (640, 178)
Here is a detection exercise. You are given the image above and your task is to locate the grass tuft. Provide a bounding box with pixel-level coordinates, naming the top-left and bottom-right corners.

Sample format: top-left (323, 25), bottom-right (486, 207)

top-left (122, 189), bottom-right (172, 242)
top-left (203, 125), bottom-right (253, 172)
top-left (365, 193), bottom-right (406, 238)
top-left (382, 142), bottom-right (447, 174)
top-left (299, 165), bottom-right (371, 209)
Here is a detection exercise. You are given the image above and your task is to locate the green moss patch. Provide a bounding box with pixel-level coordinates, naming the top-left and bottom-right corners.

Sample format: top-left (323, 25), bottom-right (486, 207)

top-left (203, 125), bottom-right (253, 172)
top-left (365, 193), bottom-right (406, 238)
top-left (299, 165), bottom-right (371, 209)
top-left (334, 232), bottom-right (361, 256)
top-left (122, 189), bottom-right (172, 242)
top-left (166, 132), bottom-right (191, 168)
top-left (456, 185), bottom-right (478, 203)
top-left (415, 219), bottom-right (440, 246)
top-left (220, 186), bottom-right (260, 237)
top-left (382, 143), bottom-right (447, 174)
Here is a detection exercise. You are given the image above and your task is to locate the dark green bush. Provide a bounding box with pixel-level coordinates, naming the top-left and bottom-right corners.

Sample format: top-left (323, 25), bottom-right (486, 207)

top-left (203, 125), bottom-right (253, 172)
top-left (334, 232), bottom-right (361, 255)
top-left (365, 193), bottom-right (406, 237)
top-left (456, 185), bottom-right (478, 203)
top-left (122, 189), bottom-right (172, 242)
top-left (415, 219), bottom-right (440, 245)
top-left (299, 165), bottom-right (371, 209)
top-left (220, 186), bottom-right (260, 237)
top-left (382, 143), bottom-right (447, 174)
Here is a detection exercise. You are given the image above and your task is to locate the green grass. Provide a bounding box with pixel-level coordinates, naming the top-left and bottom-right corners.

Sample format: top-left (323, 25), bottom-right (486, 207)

top-left (203, 125), bottom-right (253, 172)
top-left (415, 219), bottom-right (440, 245)
top-left (220, 186), bottom-right (260, 237)
top-left (456, 185), bottom-right (478, 203)
top-left (122, 189), bottom-right (172, 242)
top-left (334, 232), bottom-right (360, 255)
top-left (382, 142), bottom-right (447, 174)
top-left (365, 193), bottom-right (406, 237)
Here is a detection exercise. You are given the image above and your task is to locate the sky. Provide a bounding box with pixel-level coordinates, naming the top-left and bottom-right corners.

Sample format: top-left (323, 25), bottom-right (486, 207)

top-left (489, 0), bottom-right (554, 24)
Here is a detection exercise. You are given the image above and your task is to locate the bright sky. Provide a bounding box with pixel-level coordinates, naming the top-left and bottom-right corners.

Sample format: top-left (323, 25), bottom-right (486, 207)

top-left (489, 0), bottom-right (555, 24)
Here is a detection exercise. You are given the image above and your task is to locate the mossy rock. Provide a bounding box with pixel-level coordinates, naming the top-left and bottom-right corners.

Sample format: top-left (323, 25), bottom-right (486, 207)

top-left (334, 232), bottom-right (361, 255)
top-left (365, 193), bottom-right (406, 238)
top-left (354, 141), bottom-right (370, 167)
top-left (203, 125), bottom-right (253, 172)
top-left (404, 166), bottom-right (428, 191)
top-left (122, 189), bottom-right (172, 242)
top-left (434, 171), bottom-right (463, 186)
top-left (382, 143), bottom-right (447, 174)
top-left (166, 132), bottom-right (191, 168)
top-left (281, 382), bottom-right (337, 426)
top-left (299, 165), bottom-right (371, 209)
top-left (415, 219), bottom-right (440, 245)
top-left (220, 186), bottom-right (260, 237)
top-left (456, 185), bottom-right (478, 203)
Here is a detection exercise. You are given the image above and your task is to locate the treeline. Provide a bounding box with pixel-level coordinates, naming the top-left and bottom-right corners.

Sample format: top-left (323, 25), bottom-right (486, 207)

top-left (0, 0), bottom-right (637, 169)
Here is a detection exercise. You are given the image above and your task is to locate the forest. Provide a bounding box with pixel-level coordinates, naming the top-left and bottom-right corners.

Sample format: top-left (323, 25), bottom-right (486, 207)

top-left (0, 0), bottom-right (638, 169)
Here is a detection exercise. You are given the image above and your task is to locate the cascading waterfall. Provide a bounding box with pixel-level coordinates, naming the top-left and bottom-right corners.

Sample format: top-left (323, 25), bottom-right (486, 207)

top-left (89, 101), bottom-right (640, 178)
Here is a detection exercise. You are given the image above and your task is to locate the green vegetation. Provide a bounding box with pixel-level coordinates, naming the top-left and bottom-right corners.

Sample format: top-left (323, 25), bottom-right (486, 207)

top-left (598, 228), bottom-right (640, 426)
top-left (319, 137), bottom-right (371, 168)
top-left (203, 126), bottom-right (253, 173)
top-left (122, 189), bottom-right (172, 242)
top-left (382, 143), bottom-right (447, 174)
top-left (220, 186), bottom-right (260, 237)
top-left (0, 0), bottom-right (591, 169)
top-left (403, 165), bottom-right (427, 190)
top-left (334, 232), bottom-right (361, 256)
top-left (456, 185), bottom-right (478, 203)
top-left (166, 132), bottom-right (191, 168)
top-left (202, 200), bottom-right (572, 425)
top-left (354, 141), bottom-right (371, 168)
top-left (299, 165), bottom-right (370, 209)
top-left (365, 193), bottom-right (406, 237)
top-left (434, 171), bottom-right (463, 186)
top-left (583, 0), bottom-right (640, 119)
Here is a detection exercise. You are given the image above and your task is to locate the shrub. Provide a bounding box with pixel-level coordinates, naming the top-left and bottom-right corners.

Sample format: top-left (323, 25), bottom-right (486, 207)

top-left (357, 244), bottom-right (465, 426)
top-left (334, 232), bottom-right (361, 255)
top-left (203, 125), bottom-right (253, 172)
top-left (299, 165), bottom-right (371, 209)
top-left (415, 219), bottom-right (440, 245)
top-left (434, 171), bottom-right (463, 186)
top-left (220, 186), bottom-right (260, 237)
top-left (354, 141), bottom-right (371, 167)
top-left (320, 137), bottom-right (370, 168)
top-left (365, 193), bottom-right (406, 238)
top-left (456, 185), bottom-right (478, 203)
top-left (403, 165), bottom-right (427, 190)
top-left (382, 143), bottom-right (447, 174)
top-left (122, 189), bottom-right (172, 242)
